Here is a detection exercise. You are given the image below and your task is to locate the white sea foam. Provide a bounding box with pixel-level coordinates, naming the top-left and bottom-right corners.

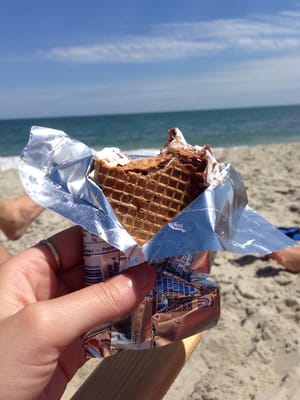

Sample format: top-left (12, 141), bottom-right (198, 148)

top-left (0, 156), bottom-right (20, 171)
top-left (0, 145), bottom-right (226, 172)
top-left (125, 148), bottom-right (160, 156)
top-left (0, 149), bottom-right (159, 172)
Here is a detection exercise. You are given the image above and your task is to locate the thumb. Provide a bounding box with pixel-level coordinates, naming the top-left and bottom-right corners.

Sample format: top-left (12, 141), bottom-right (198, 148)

top-left (18, 263), bottom-right (155, 350)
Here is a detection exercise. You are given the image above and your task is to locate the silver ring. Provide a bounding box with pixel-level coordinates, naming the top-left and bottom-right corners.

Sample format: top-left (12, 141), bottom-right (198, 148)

top-left (39, 239), bottom-right (61, 270)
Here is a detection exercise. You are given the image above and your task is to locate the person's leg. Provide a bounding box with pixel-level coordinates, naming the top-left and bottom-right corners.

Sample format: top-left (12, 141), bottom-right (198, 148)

top-left (0, 243), bottom-right (10, 264)
top-left (268, 245), bottom-right (300, 273)
top-left (0, 195), bottom-right (44, 240)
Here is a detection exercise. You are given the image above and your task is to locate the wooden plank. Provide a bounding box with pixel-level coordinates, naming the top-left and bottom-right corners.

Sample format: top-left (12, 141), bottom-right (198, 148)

top-left (71, 333), bottom-right (202, 400)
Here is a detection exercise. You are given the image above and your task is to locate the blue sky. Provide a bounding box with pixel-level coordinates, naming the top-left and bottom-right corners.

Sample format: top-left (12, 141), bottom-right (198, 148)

top-left (1, 0), bottom-right (300, 118)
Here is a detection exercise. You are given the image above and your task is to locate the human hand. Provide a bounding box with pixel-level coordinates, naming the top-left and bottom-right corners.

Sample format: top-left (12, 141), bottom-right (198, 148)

top-left (0, 226), bottom-right (155, 400)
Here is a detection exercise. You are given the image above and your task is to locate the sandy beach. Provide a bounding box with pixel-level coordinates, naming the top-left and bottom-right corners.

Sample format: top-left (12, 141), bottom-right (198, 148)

top-left (1, 142), bottom-right (299, 400)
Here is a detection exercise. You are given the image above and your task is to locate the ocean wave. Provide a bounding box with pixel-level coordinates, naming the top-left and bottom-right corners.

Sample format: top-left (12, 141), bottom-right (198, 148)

top-left (0, 156), bottom-right (20, 171)
top-left (125, 148), bottom-right (160, 156)
top-left (0, 149), bottom-right (159, 172)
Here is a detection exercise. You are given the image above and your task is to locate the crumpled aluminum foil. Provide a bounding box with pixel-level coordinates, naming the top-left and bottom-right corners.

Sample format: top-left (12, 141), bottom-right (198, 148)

top-left (19, 126), bottom-right (295, 357)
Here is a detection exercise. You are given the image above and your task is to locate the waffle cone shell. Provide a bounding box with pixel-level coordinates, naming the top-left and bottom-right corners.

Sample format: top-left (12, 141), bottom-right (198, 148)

top-left (94, 153), bottom-right (208, 244)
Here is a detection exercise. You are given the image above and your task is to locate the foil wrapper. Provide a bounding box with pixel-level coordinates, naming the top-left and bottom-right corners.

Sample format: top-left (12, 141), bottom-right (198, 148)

top-left (19, 126), bottom-right (295, 357)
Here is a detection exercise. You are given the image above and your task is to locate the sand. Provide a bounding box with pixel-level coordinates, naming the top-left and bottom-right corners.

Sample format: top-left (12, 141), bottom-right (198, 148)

top-left (0, 142), bottom-right (299, 400)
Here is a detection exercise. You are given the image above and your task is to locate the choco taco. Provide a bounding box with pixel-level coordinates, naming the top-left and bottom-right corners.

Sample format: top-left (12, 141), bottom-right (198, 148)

top-left (82, 127), bottom-right (221, 355)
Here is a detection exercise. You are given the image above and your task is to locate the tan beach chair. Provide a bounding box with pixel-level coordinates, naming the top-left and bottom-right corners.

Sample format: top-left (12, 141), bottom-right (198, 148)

top-left (71, 333), bottom-right (202, 400)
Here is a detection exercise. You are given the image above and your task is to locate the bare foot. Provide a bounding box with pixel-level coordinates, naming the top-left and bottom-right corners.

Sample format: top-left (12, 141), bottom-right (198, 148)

top-left (0, 195), bottom-right (44, 240)
top-left (268, 244), bottom-right (300, 273)
top-left (0, 243), bottom-right (10, 264)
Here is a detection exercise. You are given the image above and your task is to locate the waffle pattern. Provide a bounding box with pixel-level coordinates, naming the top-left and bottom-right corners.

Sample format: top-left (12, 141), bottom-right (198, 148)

top-left (94, 158), bottom-right (206, 244)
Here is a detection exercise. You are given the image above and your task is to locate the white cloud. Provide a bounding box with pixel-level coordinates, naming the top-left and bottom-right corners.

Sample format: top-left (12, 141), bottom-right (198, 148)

top-left (39, 9), bottom-right (300, 63)
top-left (42, 38), bottom-right (227, 63)
top-left (279, 10), bottom-right (300, 18)
top-left (2, 54), bottom-right (300, 118)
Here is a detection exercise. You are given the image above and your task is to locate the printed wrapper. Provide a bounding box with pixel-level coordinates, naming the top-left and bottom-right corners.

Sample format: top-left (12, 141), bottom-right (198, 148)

top-left (82, 230), bottom-right (219, 357)
top-left (19, 126), bottom-right (295, 357)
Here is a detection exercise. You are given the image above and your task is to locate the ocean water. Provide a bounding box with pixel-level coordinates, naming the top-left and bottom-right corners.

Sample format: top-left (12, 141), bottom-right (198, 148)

top-left (1, 104), bottom-right (300, 170)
